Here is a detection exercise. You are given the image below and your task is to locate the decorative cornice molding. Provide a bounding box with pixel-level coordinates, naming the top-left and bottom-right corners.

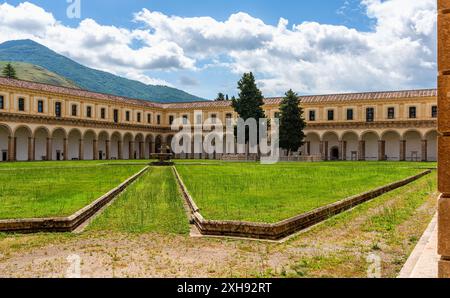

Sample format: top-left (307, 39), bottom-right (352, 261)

top-left (306, 120), bottom-right (437, 130)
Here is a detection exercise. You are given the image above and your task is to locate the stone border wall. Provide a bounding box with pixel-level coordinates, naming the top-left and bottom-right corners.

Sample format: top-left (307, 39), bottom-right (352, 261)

top-left (0, 166), bottom-right (149, 233)
top-left (173, 167), bottom-right (432, 240)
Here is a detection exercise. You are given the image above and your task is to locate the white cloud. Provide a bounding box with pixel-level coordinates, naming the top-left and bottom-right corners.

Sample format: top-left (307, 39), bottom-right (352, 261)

top-left (0, 1), bottom-right (437, 96)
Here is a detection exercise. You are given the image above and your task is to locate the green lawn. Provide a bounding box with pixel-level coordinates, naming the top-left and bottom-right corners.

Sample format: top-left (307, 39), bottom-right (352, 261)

top-left (0, 163), bottom-right (144, 219)
top-left (89, 167), bottom-right (190, 234)
top-left (176, 162), bottom-right (434, 223)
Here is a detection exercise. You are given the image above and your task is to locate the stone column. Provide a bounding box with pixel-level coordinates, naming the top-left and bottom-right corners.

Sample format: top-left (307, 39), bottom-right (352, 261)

top-left (438, 1), bottom-right (450, 277)
top-left (8, 136), bottom-right (15, 162)
top-left (63, 138), bottom-right (68, 161)
top-left (118, 141), bottom-right (123, 160)
top-left (339, 141), bottom-right (346, 161)
top-left (378, 140), bottom-right (386, 161)
top-left (421, 140), bottom-right (428, 162)
top-left (129, 141), bottom-right (135, 160)
top-left (139, 142), bottom-right (144, 159)
top-left (92, 139), bottom-right (98, 160)
top-left (46, 138), bottom-right (52, 161)
top-left (105, 140), bottom-right (110, 160)
top-left (400, 140), bottom-right (406, 161)
top-left (358, 140), bottom-right (365, 161)
top-left (306, 141), bottom-right (311, 156)
top-left (28, 137), bottom-right (34, 161)
top-left (79, 139), bottom-right (84, 161)
top-left (320, 141), bottom-right (328, 161)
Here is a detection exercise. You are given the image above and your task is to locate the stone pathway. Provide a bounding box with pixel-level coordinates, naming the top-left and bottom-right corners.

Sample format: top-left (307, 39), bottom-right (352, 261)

top-left (399, 214), bottom-right (439, 278)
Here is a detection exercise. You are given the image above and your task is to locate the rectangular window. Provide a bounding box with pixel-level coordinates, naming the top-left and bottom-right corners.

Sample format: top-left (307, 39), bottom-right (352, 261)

top-left (137, 112), bottom-right (141, 123)
top-left (126, 111), bottom-right (130, 122)
top-left (327, 110), bottom-right (334, 121)
top-left (409, 106), bottom-right (417, 119)
top-left (86, 106), bottom-right (92, 118)
top-left (18, 98), bottom-right (25, 111)
top-left (432, 106), bottom-right (438, 118)
top-left (71, 104), bottom-right (77, 116)
top-left (309, 110), bottom-right (316, 121)
top-left (226, 113), bottom-right (232, 119)
top-left (37, 100), bottom-right (44, 113)
top-left (211, 114), bottom-right (217, 124)
top-left (113, 109), bottom-right (119, 123)
top-left (0, 95), bottom-right (4, 109)
top-left (157, 115), bottom-right (161, 125)
top-left (182, 115), bottom-right (188, 125)
top-left (366, 107), bottom-right (374, 122)
top-left (55, 102), bottom-right (61, 118)
top-left (100, 108), bottom-right (106, 119)
top-left (169, 115), bottom-right (174, 125)
top-left (147, 114), bottom-right (152, 124)
top-left (346, 109), bottom-right (354, 121)
top-left (388, 107), bottom-right (395, 119)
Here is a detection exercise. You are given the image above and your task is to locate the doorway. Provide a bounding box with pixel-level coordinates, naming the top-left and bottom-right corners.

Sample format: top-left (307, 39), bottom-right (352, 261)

top-left (56, 150), bottom-right (62, 161)
top-left (99, 151), bottom-right (103, 160)
top-left (330, 147), bottom-right (339, 161)
top-left (1, 151), bottom-right (7, 162)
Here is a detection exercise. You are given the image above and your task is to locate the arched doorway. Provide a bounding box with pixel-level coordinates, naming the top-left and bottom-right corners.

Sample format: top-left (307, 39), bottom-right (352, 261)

top-left (342, 131), bottom-right (359, 161)
top-left (83, 130), bottom-right (96, 160)
top-left (68, 129), bottom-right (82, 160)
top-left (0, 124), bottom-right (11, 162)
top-left (305, 132), bottom-right (321, 156)
top-left (34, 127), bottom-right (49, 161)
top-left (322, 132), bottom-right (339, 161)
top-left (330, 146), bottom-right (339, 161)
top-left (426, 130), bottom-right (438, 162)
top-left (404, 130), bottom-right (422, 161)
top-left (14, 126), bottom-right (32, 161)
top-left (123, 133), bottom-right (133, 160)
top-left (382, 131), bottom-right (401, 161)
top-left (98, 131), bottom-right (109, 160)
top-left (362, 131), bottom-right (379, 161)
top-left (52, 128), bottom-right (66, 161)
top-left (110, 132), bottom-right (121, 160)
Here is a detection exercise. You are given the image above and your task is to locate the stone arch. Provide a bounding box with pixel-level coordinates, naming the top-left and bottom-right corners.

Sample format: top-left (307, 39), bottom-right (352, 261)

top-left (425, 130), bottom-right (438, 162)
top-left (361, 131), bottom-right (380, 161)
top-left (13, 125), bottom-right (33, 161)
top-left (341, 131), bottom-right (359, 161)
top-left (110, 132), bottom-right (122, 160)
top-left (403, 130), bottom-right (422, 161)
top-left (0, 123), bottom-right (12, 162)
top-left (305, 132), bottom-right (321, 156)
top-left (122, 132), bottom-right (133, 160)
top-left (322, 131), bottom-right (339, 161)
top-left (34, 127), bottom-right (49, 161)
top-left (83, 130), bottom-right (97, 160)
top-left (381, 130), bottom-right (401, 161)
top-left (51, 128), bottom-right (67, 161)
top-left (98, 131), bottom-right (109, 160)
top-left (68, 128), bottom-right (82, 160)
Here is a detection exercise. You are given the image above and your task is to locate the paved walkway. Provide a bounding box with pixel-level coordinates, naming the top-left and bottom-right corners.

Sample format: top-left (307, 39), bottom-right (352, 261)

top-left (399, 214), bottom-right (439, 278)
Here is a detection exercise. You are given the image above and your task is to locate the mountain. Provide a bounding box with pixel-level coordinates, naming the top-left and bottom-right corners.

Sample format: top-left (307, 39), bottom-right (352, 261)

top-left (0, 61), bottom-right (80, 89)
top-left (0, 40), bottom-right (203, 103)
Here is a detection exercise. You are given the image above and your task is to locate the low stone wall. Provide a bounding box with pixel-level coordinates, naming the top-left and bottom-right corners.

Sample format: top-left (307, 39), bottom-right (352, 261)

top-left (0, 166), bottom-right (149, 233)
top-left (173, 167), bottom-right (432, 240)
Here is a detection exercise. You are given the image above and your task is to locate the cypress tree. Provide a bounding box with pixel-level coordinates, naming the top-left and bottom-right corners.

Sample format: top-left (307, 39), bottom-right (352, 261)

top-left (279, 89), bottom-right (306, 155)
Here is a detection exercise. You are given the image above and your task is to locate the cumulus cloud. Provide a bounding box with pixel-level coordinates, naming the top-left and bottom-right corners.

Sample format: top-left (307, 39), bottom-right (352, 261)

top-left (0, 0), bottom-right (437, 95)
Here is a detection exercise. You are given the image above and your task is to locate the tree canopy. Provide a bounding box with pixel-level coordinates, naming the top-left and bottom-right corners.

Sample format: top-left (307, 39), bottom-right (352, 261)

top-left (279, 89), bottom-right (306, 155)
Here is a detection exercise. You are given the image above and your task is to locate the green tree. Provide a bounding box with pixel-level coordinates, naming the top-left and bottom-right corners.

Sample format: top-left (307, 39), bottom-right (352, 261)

top-left (279, 89), bottom-right (306, 155)
top-left (232, 72), bottom-right (266, 145)
top-left (215, 92), bottom-right (225, 101)
top-left (2, 63), bottom-right (17, 79)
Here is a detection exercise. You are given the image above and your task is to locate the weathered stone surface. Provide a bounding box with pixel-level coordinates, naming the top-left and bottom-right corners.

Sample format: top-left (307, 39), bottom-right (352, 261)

top-left (439, 259), bottom-right (450, 278)
top-left (439, 137), bottom-right (450, 194)
top-left (439, 13), bottom-right (450, 72)
top-left (439, 0), bottom-right (450, 10)
top-left (438, 196), bottom-right (450, 256)
top-left (438, 75), bottom-right (450, 132)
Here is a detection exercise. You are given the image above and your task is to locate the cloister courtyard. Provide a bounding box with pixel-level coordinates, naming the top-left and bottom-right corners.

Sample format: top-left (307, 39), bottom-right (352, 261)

top-left (0, 160), bottom-right (438, 277)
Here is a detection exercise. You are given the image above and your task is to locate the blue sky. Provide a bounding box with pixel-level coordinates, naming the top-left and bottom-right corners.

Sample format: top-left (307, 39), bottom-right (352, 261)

top-left (0, 0), bottom-right (437, 99)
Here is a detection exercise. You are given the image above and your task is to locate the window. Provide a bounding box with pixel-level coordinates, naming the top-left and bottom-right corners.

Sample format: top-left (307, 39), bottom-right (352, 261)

top-left (366, 107), bottom-right (375, 122)
top-left (327, 110), bottom-right (334, 121)
top-left (86, 106), bottom-right (92, 118)
top-left (113, 109), bottom-right (119, 123)
top-left (37, 100), bottom-right (44, 113)
top-left (388, 107), bottom-right (395, 119)
top-left (309, 110), bottom-right (316, 121)
top-left (182, 115), bottom-right (188, 125)
top-left (409, 106), bottom-right (417, 119)
top-left (211, 114), bottom-right (217, 124)
top-left (125, 111), bottom-right (130, 122)
top-left (169, 115), bottom-right (174, 125)
top-left (18, 98), bottom-right (25, 111)
top-left (226, 113), bottom-right (232, 119)
top-left (137, 112), bottom-right (141, 123)
top-left (71, 104), bottom-right (77, 116)
top-left (157, 115), bottom-right (161, 125)
top-left (432, 106), bottom-right (438, 118)
top-left (0, 95), bottom-right (4, 109)
top-left (147, 114), bottom-right (152, 124)
top-left (100, 108), bottom-right (106, 119)
top-left (346, 109), bottom-right (354, 121)
top-left (55, 102), bottom-right (61, 118)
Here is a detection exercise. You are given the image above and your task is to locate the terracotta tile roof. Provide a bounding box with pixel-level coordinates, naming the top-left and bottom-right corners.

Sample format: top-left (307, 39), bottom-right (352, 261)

top-left (0, 77), bottom-right (437, 110)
